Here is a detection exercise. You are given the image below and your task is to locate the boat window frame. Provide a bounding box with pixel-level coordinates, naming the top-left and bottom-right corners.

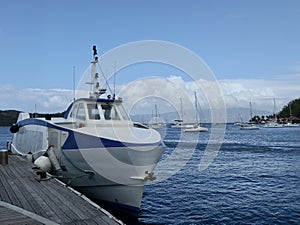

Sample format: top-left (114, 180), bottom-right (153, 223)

top-left (69, 103), bottom-right (78, 119)
top-left (100, 103), bottom-right (121, 120)
top-left (115, 103), bottom-right (130, 121)
top-left (76, 102), bottom-right (86, 121)
top-left (87, 103), bottom-right (101, 120)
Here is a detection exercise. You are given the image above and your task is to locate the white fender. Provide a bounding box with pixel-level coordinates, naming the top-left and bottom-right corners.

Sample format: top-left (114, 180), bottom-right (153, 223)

top-left (34, 156), bottom-right (52, 172)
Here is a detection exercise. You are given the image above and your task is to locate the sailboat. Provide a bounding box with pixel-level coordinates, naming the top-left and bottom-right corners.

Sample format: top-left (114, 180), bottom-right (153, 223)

top-left (240, 102), bottom-right (260, 130)
top-left (171, 98), bottom-right (194, 129)
top-left (149, 104), bottom-right (166, 129)
top-left (284, 103), bottom-right (299, 127)
top-left (184, 92), bottom-right (208, 132)
top-left (9, 46), bottom-right (165, 215)
top-left (264, 98), bottom-right (283, 128)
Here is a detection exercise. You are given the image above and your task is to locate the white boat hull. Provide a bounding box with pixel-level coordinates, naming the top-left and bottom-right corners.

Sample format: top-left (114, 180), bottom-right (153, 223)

top-left (10, 115), bottom-right (165, 214)
top-left (184, 126), bottom-right (208, 132)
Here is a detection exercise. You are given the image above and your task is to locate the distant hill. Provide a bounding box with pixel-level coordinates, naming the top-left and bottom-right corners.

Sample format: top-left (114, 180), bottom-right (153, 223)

top-left (0, 110), bottom-right (21, 126)
top-left (248, 97), bottom-right (300, 124)
top-left (0, 110), bottom-right (65, 126)
top-left (278, 98), bottom-right (300, 119)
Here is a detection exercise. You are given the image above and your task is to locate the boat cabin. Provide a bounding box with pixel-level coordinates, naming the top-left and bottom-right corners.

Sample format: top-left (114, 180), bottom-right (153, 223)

top-left (65, 98), bottom-right (131, 128)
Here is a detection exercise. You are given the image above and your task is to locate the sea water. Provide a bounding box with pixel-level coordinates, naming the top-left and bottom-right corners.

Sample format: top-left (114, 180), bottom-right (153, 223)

top-left (1, 125), bottom-right (299, 224)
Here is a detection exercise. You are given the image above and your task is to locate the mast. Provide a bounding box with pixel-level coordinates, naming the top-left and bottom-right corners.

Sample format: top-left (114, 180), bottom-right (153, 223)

top-left (180, 98), bottom-right (183, 121)
top-left (273, 98), bottom-right (277, 120)
top-left (195, 92), bottom-right (198, 124)
top-left (155, 104), bottom-right (158, 124)
top-left (249, 101), bottom-right (253, 120)
top-left (88, 45), bottom-right (106, 98)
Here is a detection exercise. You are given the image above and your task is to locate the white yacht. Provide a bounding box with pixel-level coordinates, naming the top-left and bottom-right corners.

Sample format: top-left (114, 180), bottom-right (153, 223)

top-left (264, 120), bottom-right (284, 128)
top-left (240, 123), bottom-right (260, 130)
top-left (183, 92), bottom-right (208, 132)
top-left (9, 46), bottom-right (165, 215)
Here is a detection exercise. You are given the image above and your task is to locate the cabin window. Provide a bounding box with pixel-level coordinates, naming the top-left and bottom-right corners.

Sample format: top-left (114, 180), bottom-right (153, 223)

top-left (101, 103), bottom-right (120, 120)
top-left (76, 103), bottom-right (86, 120)
top-left (87, 103), bottom-right (100, 120)
top-left (117, 104), bottom-right (130, 120)
top-left (70, 103), bottom-right (78, 119)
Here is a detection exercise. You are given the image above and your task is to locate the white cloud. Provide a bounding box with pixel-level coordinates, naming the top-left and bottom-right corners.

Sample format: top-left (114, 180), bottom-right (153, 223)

top-left (0, 73), bottom-right (299, 118)
top-left (0, 85), bottom-right (73, 113)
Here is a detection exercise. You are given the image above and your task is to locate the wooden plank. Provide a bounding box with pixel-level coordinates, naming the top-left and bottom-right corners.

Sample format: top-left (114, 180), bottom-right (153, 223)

top-left (0, 164), bottom-right (22, 207)
top-left (0, 205), bottom-right (43, 225)
top-left (0, 169), bottom-right (11, 202)
top-left (0, 155), bottom-right (122, 225)
top-left (9, 158), bottom-right (49, 218)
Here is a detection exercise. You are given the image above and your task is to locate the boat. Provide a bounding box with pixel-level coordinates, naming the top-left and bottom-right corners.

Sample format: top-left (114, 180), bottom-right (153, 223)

top-left (240, 123), bottom-right (260, 130)
top-left (283, 104), bottom-right (299, 127)
top-left (264, 120), bottom-right (284, 128)
top-left (239, 101), bottom-right (260, 130)
top-left (9, 46), bottom-right (165, 215)
top-left (264, 98), bottom-right (284, 128)
top-left (149, 104), bottom-right (166, 129)
top-left (284, 122), bottom-right (299, 127)
top-left (171, 98), bottom-right (194, 129)
top-left (183, 92), bottom-right (208, 132)
top-left (171, 119), bottom-right (193, 129)
top-left (184, 125), bottom-right (208, 132)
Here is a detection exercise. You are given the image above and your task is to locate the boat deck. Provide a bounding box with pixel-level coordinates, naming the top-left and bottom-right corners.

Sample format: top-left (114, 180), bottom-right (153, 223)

top-left (0, 154), bottom-right (122, 225)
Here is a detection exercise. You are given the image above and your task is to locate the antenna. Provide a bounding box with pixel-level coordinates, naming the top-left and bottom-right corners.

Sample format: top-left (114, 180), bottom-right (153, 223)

top-left (113, 61), bottom-right (116, 99)
top-left (73, 66), bottom-right (75, 101)
top-left (93, 45), bottom-right (97, 57)
top-left (87, 45), bottom-right (106, 98)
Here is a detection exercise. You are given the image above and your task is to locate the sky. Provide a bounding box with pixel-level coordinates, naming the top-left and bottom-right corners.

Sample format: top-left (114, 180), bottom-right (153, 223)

top-left (1, 0), bottom-right (300, 120)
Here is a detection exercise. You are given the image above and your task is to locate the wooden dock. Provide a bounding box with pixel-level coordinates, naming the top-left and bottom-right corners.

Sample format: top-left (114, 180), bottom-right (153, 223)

top-left (0, 154), bottom-right (123, 225)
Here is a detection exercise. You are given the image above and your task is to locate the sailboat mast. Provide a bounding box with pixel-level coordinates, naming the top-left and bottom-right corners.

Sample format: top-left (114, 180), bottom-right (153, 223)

top-left (155, 104), bottom-right (158, 124)
top-left (195, 92), bottom-right (198, 124)
top-left (249, 101), bottom-right (253, 120)
top-left (273, 98), bottom-right (277, 120)
top-left (180, 98), bottom-right (183, 121)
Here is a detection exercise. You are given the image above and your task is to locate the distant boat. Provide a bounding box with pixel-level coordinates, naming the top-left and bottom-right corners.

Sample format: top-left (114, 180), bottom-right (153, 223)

top-left (184, 125), bottom-right (208, 132)
top-left (171, 98), bottom-right (193, 129)
top-left (264, 98), bottom-right (283, 128)
top-left (240, 123), bottom-right (260, 130)
top-left (149, 104), bottom-right (166, 129)
top-left (264, 120), bottom-right (284, 128)
top-left (283, 103), bottom-right (299, 127)
top-left (283, 122), bottom-right (299, 127)
top-left (240, 101), bottom-right (260, 130)
top-left (234, 113), bottom-right (243, 126)
top-left (184, 92), bottom-right (208, 132)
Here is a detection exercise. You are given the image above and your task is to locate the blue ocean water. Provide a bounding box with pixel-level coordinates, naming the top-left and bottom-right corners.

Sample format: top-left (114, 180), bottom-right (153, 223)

top-left (1, 125), bottom-right (300, 224)
top-left (140, 125), bottom-right (300, 224)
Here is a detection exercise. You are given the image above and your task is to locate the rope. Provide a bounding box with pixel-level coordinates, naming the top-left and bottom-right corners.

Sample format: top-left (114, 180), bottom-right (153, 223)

top-left (59, 148), bottom-right (95, 180)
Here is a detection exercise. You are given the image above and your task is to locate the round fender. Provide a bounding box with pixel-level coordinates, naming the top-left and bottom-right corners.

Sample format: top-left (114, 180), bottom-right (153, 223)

top-left (10, 124), bottom-right (19, 133)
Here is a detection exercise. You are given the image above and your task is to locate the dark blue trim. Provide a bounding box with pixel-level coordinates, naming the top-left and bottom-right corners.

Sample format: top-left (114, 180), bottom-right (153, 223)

top-left (18, 118), bottom-right (70, 132)
top-left (64, 102), bottom-right (73, 119)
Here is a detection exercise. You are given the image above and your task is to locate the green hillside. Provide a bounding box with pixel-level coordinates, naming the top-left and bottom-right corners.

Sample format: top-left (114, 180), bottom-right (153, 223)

top-left (0, 110), bottom-right (21, 126)
top-left (278, 98), bottom-right (300, 119)
top-left (0, 110), bottom-right (65, 126)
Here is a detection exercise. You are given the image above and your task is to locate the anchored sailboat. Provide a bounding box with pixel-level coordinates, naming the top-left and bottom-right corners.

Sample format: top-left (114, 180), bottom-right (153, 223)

top-left (184, 92), bottom-right (208, 132)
